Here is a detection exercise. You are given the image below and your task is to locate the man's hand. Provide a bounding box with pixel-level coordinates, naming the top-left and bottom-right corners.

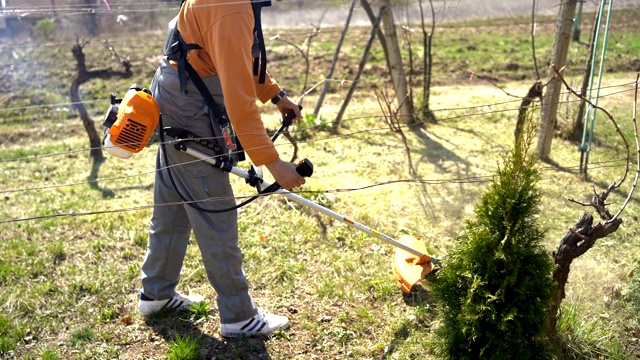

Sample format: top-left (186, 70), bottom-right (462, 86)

top-left (265, 158), bottom-right (305, 190)
top-left (276, 96), bottom-right (302, 123)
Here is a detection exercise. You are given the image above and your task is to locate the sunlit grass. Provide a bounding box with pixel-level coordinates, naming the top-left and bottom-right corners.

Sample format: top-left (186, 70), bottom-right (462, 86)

top-left (167, 335), bottom-right (203, 360)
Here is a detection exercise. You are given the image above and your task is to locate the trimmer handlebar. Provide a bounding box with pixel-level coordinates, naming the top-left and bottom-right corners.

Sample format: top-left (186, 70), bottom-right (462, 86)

top-left (271, 105), bottom-right (303, 143)
top-left (296, 158), bottom-right (314, 178)
top-left (260, 158), bottom-right (313, 194)
top-left (282, 105), bottom-right (303, 127)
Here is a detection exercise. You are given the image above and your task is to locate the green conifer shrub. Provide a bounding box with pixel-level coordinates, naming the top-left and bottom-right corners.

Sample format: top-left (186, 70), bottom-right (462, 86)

top-left (430, 114), bottom-right (554, 359)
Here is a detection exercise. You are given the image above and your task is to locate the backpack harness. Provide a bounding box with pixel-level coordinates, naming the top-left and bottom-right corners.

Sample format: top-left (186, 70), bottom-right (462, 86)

top-left (157, 0), bottom-right (277, 213)
top-left (165, 0), bottom-right (272, 162)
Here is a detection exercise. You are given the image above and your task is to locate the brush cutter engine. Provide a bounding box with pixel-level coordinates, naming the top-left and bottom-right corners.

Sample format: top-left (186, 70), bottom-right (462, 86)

top-left (102, 84), bottom-right (160, 159)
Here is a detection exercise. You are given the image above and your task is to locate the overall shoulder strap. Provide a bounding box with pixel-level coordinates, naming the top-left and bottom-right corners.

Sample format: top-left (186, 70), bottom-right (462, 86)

top-left (251, 0), bottom-right (271, 84)
top-left (164, 26), bottom-right (202, 94)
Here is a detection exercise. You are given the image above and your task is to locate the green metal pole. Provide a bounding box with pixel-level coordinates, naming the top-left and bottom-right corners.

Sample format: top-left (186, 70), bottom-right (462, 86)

top-left (572, 0), bottom-right (585, 42)
top-left (582, 0), bottom-right (613, 177)
top-left (580, 1), bottom-right (605, 155)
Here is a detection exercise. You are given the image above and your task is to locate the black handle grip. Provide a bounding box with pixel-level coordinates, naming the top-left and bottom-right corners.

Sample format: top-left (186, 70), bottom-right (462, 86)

top-left (260, 158), bottom-right (313, 194)
top-left (296, 158), bottom-right (313, 177)
top-left (282, 105), bottom-right (303, 127)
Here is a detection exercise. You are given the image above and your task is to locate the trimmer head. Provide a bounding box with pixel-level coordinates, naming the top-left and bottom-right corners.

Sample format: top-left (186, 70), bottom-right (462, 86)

top-left (393, 235), bottom-right (436, 293)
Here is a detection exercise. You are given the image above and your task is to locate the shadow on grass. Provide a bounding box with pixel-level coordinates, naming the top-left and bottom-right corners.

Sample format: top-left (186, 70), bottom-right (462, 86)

top-left (378, 320), bottom-right (415, 360)
top-left (400, 283), bottom-right (436, 308)
top-left (88, 157), bottom-right (115, 198)
top-left (409, 126), bottom-right (481, 225)
top-left (87, 157), bottom-right (154, 197)
top-left (378, 284), bottom-right (436, 359)
top-left (410, 126), bottom-right (473, 176)
top-left (144, 310), bottom-right (273, 359)
top-left (541, 157), bottom-right (631, 200)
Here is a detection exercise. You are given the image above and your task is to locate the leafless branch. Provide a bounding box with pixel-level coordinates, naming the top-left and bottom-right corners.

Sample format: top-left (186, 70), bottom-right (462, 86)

top-left (552, 64), bottom-right (630, 190)
top-left (272, 24), bottom-right (320, 95)
top-left (566, 198), bottom-right (588, 206)
top-left (465, 68), bottom-right (521, 99)
top-left (568, 228), bottom-right (588, 241)
top-left (375, 89), bottom-right (416, 177)
top-left (610, 73), bottom-right (640, 222)
top-left (546, 70), bottom-right (638, 334)
top-left (101, 39), bottom-right (131, 72)
top-left (530, 0), bottom-right (540, 80)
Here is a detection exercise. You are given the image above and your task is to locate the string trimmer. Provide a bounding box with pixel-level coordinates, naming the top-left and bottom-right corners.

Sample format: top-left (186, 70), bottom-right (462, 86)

top-left (102, 84), bottom-right (440, 293)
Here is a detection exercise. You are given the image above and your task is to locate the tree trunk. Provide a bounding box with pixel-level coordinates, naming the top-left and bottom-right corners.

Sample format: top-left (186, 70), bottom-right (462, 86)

top-left (71, 41), bottom-right (132, 161)
top-left (379, 0), bottom-right (415, 125)
top-left (419, 0), bottom-right (436, 122)
top-left (332, 5), bottom-right (385, 131)
top-left (313, 0), bottom-right (356, 118)
top-left (546, 184), bottom-right (623, 337)
top-left (71, 78), bottom-right (105, 161)
top-left (71, 43), bottom-right (103, 161)
top-left (536, 0), bottom-right (577, 160)
top-left (360, 0), bottom-right (390, 68)
top-left (514, 81), bottom-right (543, 146)
top-left (84, 0), bottom-right (98, 36)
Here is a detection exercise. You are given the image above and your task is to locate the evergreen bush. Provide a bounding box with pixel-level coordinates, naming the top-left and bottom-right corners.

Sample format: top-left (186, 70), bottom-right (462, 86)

top-left (430, 114), bottom-right (554, 359)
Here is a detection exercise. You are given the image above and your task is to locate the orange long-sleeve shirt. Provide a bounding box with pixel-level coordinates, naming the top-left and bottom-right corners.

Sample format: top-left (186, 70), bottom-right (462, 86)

top-left (177, 0), bottom-right (281, 166)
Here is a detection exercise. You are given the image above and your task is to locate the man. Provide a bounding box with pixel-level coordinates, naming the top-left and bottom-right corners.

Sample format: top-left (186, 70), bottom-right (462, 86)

top-left (137, 0), bottom-right (305, 338)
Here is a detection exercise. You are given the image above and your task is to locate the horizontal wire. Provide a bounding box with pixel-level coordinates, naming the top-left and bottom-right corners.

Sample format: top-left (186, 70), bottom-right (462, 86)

top-left (1, 0), bottom-right (618, 51)
top-left (1, 78), bottom-right (634, 125)
top-left (0, 104), bottom-right (523, 168)
top-left (0, 157), bottom-right (631, 224)
top-left (0, 100), bottom-right (103, 114)
top-left (0, 82), bottom-right (636, 196)
top-left (1, 100), bottom-right (520, 162)
top-left (1, 79), bottom-right (634, 133)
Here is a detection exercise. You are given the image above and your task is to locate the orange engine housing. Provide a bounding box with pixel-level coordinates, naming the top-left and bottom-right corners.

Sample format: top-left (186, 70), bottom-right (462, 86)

top-left (107, 87), bottom-right (160, 154)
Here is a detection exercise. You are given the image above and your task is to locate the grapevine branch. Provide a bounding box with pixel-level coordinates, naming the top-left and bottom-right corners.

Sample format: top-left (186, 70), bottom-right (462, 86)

top-left (552, 64), bottom-right (638, 223)
top-left (375, 88), bottom-right (416, 177)
top-left (546, 66), bottom-right (639, 334)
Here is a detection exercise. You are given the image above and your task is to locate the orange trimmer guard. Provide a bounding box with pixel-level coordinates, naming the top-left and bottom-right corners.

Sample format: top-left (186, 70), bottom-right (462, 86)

top-left (393, 235), bottom-right (435, 293)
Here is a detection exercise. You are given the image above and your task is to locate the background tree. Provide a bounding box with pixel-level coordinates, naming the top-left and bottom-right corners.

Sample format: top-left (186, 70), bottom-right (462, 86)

top-left (415, 0), bottom-right (436, 122)
top-left (536, 0), bottom-right (577, 160)
top-left (333, 5), bottom-right (386, 130)
top-left (83, 0), bottom-right (98, 36)
top-left (313, 0), bottom-right (356, 118)
top-left (545, 69), bottom-right (638, 340)
top-left (379, 0), bottom-right (415, 125)
top-left (71, 39), bottom-right (132, 161)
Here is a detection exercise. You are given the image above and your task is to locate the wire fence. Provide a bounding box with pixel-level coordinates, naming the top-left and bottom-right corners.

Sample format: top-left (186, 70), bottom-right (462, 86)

top-left (1, 0), bottom-right (639, 223)
top-left (3, 0), bottom-right (640, 40)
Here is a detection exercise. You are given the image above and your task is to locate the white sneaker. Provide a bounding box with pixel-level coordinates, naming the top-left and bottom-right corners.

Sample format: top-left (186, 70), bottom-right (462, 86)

top-left (220, 308), bottom-right (290, 337)
top-left (138, 291), bottom-right (205, 317)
